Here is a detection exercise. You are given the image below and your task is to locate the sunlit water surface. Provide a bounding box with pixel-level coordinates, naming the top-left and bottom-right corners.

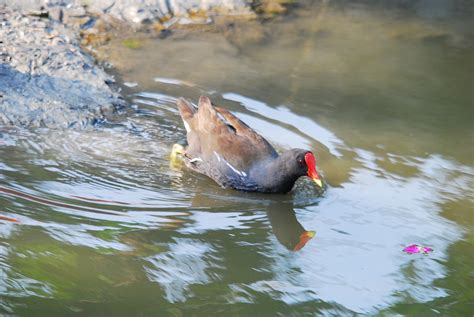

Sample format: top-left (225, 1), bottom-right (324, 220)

top-left (1, 1), bottom-right (473, 316)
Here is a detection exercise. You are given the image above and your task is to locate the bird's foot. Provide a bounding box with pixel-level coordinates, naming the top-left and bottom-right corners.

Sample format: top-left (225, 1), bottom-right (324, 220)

top-left (170, 144), bottom-right (185, 168)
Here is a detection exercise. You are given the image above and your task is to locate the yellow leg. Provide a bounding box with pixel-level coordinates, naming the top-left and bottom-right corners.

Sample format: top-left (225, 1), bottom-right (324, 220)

top-left (170, 144), bottom-right (184, 167)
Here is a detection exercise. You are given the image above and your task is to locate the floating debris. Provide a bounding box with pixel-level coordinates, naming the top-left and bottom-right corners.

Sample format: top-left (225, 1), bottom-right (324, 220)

top-left (0, 214), bottom-right (19, 223)
top-left (403, 244), bottom-right (433, 254)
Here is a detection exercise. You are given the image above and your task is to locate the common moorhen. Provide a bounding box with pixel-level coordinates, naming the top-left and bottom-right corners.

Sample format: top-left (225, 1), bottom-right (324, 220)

top-left (173, 96), bottom-right (323, 193)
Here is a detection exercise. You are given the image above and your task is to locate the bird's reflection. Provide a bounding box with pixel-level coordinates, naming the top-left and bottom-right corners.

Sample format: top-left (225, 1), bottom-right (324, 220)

top-left (266, 202), bottom-right (315, 252)
top-left (184, 180), bottom-right (317, 252)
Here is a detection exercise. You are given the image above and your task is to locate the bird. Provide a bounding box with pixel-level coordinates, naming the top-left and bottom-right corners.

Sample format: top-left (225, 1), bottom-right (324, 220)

top-left (171, 96), bottom-right (323, 193)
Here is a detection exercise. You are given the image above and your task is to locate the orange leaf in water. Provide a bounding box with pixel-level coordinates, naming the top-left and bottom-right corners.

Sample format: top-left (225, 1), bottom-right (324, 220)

top-left (0, 215), bottom-right (19, 223)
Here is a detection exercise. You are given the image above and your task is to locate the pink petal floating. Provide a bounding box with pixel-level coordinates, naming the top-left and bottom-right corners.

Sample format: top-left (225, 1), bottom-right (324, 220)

top-left (403, 244), bottom-right (421, 254)
top-left (421, 247), bottom-right (433, 254)
top-left (403, 244), bottom-right (433, 254)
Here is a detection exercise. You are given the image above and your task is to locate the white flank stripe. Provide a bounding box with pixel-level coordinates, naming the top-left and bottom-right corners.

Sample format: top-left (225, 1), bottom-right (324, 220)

top-left (189, 157), bottom-right (202, 163)
top-left (183, 121), bottom-right (191, 133)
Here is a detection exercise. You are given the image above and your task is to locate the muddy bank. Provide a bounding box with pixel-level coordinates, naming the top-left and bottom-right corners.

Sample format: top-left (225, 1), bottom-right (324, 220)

top-left (0, 1), bottom-right (292, 128)
top-left (0, 5), bottom-right (125, 128)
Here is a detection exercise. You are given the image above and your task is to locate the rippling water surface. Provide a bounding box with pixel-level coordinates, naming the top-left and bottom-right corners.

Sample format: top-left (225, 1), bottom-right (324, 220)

top-left (1, 1), bottom-right (473, 315)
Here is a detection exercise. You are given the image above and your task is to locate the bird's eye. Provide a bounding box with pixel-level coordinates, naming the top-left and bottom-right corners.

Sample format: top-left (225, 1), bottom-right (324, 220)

top-left (297, 158), bottom-right (304, 166)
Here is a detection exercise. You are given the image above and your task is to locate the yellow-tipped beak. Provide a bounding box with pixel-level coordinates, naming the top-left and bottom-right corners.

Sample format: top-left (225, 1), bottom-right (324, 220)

top-left (313, 178), bottom-right (323, 188)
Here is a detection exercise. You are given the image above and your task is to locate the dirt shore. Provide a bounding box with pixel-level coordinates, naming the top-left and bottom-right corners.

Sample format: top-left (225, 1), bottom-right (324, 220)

top-left (0, 5), bottom-right (125, 128)
top-left (0, 0), bottom-right (291, 128)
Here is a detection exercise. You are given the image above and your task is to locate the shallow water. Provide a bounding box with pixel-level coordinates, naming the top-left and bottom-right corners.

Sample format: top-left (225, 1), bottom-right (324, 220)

top-left (1, 1), bottom-right (473, 315)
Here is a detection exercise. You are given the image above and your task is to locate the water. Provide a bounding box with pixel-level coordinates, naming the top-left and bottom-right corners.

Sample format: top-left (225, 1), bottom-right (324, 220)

top-left (1, 1), bottom-right (473, 315)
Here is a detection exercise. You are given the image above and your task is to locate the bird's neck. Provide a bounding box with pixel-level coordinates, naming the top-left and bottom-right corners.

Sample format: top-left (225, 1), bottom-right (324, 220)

top-left (250, 156), bottom-right (300, 193)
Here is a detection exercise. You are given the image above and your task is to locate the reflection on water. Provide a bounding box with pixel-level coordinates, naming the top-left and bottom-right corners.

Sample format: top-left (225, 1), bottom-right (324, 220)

top-left (267, 203), bottom-right (316, 252)
top-left (1, 1), bottom-right (473, 315)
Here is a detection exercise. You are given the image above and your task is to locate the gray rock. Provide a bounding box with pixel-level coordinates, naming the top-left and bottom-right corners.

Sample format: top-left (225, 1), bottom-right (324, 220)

top-left (101, 0), bottom-right (252, 23)
top-left (1, 0), bottom-right (254, 26)
top-left (0, 6), bottom-right (124, 128)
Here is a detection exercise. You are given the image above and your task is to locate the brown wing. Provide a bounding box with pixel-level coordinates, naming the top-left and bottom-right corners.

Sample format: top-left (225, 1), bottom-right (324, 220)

top-left (177, 97), bottom-right (201, 157)
top-left (213, 105), bottom-right (277, 157)
top-left (177, 97), bottom-right (195, 123)
top-left (179, 96), bottom-right (277, 171)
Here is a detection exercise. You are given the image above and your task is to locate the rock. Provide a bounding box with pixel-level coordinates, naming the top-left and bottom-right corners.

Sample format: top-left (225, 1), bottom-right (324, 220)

top-left (99, 0), bottom-right (253, 24)
top-left (1, 0), bottom-right (256, 26)
top-left (49, 7), bottom-right (64, 22)
top-left (0, 5), bottom-right (124, 129)
top-left (256, 2), bottom-right (287, 16)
